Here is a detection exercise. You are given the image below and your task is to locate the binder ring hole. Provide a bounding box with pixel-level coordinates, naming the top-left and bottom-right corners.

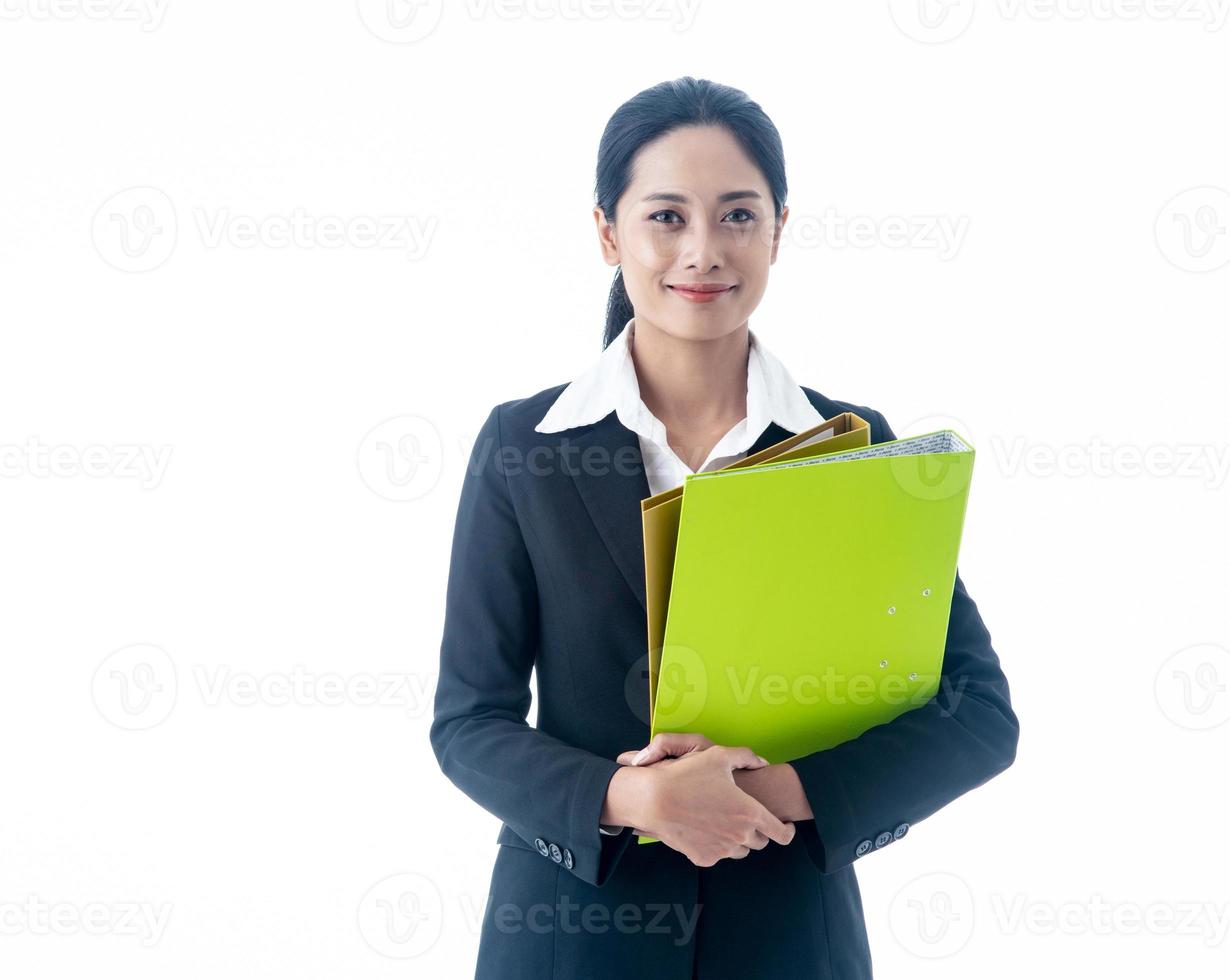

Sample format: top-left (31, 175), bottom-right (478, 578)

top-left (879, 659), bottom-right (888, 669)
top-left (887, 606), bottom-right (896, 615)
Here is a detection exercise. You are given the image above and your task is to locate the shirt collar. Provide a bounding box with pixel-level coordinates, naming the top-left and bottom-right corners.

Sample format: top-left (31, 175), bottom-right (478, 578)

top-left (534, 316), bottom-right (825, 439)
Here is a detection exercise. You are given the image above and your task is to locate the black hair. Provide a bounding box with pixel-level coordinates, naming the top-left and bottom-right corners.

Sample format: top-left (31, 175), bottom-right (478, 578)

top-left (594, 76), bottom-right (788, 349)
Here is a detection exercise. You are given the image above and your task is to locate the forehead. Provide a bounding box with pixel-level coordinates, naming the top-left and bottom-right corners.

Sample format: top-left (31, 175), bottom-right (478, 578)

top-left (626, 125), bottom-right (767, 200)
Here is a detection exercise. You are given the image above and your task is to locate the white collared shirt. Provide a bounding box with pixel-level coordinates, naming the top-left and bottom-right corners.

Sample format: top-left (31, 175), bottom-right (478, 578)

top-left (535, 317), bottom-right (825, 497)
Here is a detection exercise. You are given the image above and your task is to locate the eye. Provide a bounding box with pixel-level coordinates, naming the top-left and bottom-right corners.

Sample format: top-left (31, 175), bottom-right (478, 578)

top-left (724, 208), bottom-right (755, 223)
top-left (649, 210), bottom-right (683, 225)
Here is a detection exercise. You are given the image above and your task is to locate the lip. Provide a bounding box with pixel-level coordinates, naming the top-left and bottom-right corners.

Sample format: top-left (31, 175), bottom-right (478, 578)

top-left (667, 283), bottom-right (736, 303)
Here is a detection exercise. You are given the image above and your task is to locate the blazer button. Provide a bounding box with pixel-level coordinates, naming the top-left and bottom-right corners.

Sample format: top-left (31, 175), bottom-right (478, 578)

top-left (549, 843), bottom-right (563, 864)
top-left (534, 838), bottom-right (549, 857)
top-left (562, 848), bottom-right (574, 870)
top-left (874, 831), bottom-right (892, 849)
top-left (893, 822), bottom-right (910, 840)
top-left (855, 839), bottom-right (872, 857)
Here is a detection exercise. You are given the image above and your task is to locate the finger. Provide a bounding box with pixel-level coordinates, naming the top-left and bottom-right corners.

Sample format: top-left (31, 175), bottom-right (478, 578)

top-left (616, 750), bottom-right (642, 766)
top-left (632, 732), bottom-right (692, 765)
top-left (729, 845), bottom-right (751, 860)
top-left (744, 829), bottom-right (771, 850)
top-left (751, 805), bottom-right (796, 847)
top-left (752, 811), bottom-right (792, 850)
top-left (679, 731), bottom-right (715, 749)
top-left (717, 746), bottom-right (771, 771)
top-left (629, 733), bottom-right (668, 765)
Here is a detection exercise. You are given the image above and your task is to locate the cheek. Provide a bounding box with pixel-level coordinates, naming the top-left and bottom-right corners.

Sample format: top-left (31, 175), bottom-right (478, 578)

top-left (734, 250), bottom-right (772, 290)
top-left (733, 276), bottom-right (767, 312)
top-left (620, 228), bottom-right (678, 273)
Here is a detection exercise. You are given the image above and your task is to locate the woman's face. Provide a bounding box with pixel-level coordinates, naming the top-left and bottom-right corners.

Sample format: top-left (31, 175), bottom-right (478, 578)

top-left (596, 123), bottom-right (787, 342)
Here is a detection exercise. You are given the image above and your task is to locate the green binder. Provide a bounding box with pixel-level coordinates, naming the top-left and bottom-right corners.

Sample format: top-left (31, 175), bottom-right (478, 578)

top-left (637, 429), bottom-right (975, 845)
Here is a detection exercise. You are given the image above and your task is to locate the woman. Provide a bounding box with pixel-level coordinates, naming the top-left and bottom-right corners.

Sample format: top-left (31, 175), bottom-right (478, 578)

top-left (430, 76), bottom-right (1019, 980)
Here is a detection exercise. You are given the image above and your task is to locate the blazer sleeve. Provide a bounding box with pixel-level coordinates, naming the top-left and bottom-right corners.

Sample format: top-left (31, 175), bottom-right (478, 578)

top-left (787, 409), bottom-right (1021, 874)
top-left (429, 404), bottom-right (633, 888)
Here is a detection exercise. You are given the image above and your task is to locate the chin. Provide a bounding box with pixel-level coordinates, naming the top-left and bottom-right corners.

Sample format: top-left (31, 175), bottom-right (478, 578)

top-left (649, 313), bottom-right (748, 344)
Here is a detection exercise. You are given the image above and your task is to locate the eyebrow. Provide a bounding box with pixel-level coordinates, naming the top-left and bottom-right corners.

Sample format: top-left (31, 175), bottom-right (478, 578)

top-left (641, 190), bottom-right (763, 204)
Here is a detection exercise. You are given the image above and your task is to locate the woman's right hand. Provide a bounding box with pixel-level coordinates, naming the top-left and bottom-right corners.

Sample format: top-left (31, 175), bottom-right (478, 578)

top-left (640, 745), bottom-right (796, 866)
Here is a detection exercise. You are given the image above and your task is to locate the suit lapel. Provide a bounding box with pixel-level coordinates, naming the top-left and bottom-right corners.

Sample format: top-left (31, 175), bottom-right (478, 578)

top-left (565, 413), bottom-right (796, 616)
top-left (566, 412), bottom-right (652, 613)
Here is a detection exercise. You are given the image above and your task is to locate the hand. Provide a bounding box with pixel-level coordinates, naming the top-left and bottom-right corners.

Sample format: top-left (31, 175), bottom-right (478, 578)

top-left (617, 732), bottom-right (715, 768)
top-left (614, 733), bottom-right (718, 834)
top-left (637, 745), bottom-right (796, 867)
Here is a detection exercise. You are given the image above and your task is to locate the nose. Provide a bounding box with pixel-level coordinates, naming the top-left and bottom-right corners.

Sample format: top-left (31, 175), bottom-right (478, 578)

top-left (678, 220), bottom-right (724, 273)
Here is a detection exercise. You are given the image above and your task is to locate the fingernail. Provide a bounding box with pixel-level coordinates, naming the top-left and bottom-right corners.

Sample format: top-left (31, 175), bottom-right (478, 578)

top-left (757, 756), bottom-right (769, 766)
top-left (633, 749), bottom-right (649, 765)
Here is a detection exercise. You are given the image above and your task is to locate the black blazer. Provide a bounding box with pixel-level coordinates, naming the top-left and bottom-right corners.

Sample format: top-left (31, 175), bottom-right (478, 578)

top-left (430, 382), bottom-right (1020, 980)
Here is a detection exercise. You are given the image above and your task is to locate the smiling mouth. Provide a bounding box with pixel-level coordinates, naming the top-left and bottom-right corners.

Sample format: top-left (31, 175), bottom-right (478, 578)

top-left (667, 284), bottom-right (736, 294)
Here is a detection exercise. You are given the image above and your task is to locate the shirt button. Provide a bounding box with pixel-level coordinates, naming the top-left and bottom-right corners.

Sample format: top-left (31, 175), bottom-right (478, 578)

top-left (549, 843), bottom-right (563, 864)
top-left (855, 839), bottom-right (873, 857)
top-left (874, 831), bottom-right (893, 848)
top-left (893, 822), bottom-right (910, 840)
top-left (534, 838), bottom-right (549, 857)
top-left (563, 848), bottom-right (574, 870)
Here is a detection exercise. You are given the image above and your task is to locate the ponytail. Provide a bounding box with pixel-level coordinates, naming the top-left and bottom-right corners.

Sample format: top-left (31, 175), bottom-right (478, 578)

top-left (602, 266), bottom-right (635, 349)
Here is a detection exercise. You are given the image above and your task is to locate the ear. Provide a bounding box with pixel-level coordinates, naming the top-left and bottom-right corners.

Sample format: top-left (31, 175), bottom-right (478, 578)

top-left (594, 205), bottom-right (620, 267)
top-left (769, 204), bottom-right (788, 265)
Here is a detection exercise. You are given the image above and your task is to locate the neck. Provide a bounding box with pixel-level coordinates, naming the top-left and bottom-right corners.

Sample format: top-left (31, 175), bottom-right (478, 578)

top-left (629, 317), bottom-right (750, 427)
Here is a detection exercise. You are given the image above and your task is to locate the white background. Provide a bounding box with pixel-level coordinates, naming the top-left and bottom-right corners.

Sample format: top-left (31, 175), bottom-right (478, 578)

top-left (2, 1), bottom-right (1228, 977)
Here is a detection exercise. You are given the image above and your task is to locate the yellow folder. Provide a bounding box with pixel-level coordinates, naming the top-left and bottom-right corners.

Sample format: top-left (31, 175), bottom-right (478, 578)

top-left (637, 421), bottom-right (974, 844)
